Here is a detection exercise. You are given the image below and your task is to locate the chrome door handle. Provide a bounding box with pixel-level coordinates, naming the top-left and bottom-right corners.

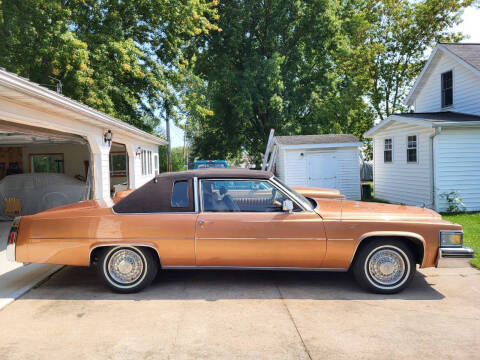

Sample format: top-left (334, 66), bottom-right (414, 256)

top-left (198, 220), bottom-right (205, 228)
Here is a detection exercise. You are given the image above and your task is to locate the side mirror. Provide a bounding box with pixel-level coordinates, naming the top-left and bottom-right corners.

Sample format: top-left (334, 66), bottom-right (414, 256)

top-left (282, 199), bottom-right (294, 213)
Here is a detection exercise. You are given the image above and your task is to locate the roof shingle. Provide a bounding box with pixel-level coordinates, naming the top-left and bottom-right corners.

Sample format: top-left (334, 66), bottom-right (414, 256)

top-left (440, 43), bottom-right (480, 71)
top-left (275, 134), bottom-right (359, 146)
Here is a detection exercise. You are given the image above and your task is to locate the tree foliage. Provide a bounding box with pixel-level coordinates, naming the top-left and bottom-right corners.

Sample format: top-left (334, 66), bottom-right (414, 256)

top-left (186, 0), bottom-right (472, 164)
top-left (187, 0), bottom-right (375, 165)
top-left (0, 0), bottom-right (219, 132)
top-left (158, 146), bottom-right (186, 172)
top-left (363, 0), bottom-right (474, 120)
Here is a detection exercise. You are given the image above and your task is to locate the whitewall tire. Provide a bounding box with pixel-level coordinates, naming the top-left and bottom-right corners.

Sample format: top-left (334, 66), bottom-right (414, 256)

top-left (353, 239), bottom-right (416, 294)
top-left (98, 246), bottom-right (158, 293)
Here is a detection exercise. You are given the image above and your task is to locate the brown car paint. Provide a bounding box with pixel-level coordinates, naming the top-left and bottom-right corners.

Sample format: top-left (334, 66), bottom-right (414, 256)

top-left (14, 191), bottom-right (461, 270)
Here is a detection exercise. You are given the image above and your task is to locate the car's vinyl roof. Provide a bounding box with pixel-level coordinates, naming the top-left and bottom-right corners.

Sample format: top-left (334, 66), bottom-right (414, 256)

top-left (156, 168), bottom-right (273, 180)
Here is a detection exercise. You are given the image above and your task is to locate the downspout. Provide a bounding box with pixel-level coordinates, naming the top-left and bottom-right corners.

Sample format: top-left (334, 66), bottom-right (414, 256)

top-left (430, 126), bottom-right (441, 210)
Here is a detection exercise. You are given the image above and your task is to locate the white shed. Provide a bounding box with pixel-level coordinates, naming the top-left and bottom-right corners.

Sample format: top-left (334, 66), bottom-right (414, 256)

top-left (274, 134), bottom-right (362, 200)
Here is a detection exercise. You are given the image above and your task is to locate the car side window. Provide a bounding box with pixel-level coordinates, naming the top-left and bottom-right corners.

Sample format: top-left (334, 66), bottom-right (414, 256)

top-left (171, 181), bottom-right (189, 208)
top-left (201, 180), bottom-right (299, 213)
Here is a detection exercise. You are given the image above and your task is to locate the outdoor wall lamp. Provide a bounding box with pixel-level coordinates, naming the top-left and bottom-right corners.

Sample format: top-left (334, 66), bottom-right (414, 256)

top-left (103, 129), bottom-right (113, 146)
top-left (136, 146), bottom-right (142, 157)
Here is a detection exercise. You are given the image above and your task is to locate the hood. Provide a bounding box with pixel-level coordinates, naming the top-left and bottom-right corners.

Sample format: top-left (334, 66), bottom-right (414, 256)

top-left (293, 186), bottom-right (345, 199)
top-left (316, 199), bottom-right (442, 221)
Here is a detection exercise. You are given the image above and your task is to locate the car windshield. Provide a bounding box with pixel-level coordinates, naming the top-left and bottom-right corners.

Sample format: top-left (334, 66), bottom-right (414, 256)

top-left (272, 176), bottom-right (314, 211)
top-left (196, 162), bottom-right (227, 168)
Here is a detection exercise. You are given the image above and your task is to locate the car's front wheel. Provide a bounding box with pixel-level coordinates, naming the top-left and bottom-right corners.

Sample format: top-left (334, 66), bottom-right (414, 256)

top-left (352, 239), bottom-right (416, 294)
top-left (98, 246), bottom-right (158, 293)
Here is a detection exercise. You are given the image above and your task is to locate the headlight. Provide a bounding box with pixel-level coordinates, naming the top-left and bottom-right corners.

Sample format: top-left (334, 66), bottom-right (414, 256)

top-left (439, 231), bottom-right (463, 247)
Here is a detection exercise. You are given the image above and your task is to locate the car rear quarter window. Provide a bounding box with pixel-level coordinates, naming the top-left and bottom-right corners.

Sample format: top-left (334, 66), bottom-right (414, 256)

top-left (172, 181), bottom-right (189, 208)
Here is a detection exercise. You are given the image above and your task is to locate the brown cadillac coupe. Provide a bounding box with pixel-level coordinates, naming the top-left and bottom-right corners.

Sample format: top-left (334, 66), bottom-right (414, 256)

top-left (6, 169), bottom-right (473, 293)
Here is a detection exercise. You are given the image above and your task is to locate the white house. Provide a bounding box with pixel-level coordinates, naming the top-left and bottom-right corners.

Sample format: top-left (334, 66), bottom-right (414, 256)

top-left (274, 134), bottom-right (362, 200)
top-left (0, 68), bottom-right (166, 207)
top-left (365, 43), bottom-right (480, 212)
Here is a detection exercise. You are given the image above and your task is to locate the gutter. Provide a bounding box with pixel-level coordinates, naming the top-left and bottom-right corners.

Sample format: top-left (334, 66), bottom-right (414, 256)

top-left (432, 121), bottom-right (480, 127)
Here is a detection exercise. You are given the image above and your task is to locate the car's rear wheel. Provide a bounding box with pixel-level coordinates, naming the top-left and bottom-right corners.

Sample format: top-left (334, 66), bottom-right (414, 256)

top-left (352, 239), bottom-right (416, 294)
top-left (98, 246), bottom-right (158, 293)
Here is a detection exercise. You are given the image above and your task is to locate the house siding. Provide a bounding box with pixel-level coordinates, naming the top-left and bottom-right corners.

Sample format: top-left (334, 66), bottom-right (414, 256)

top-left (277, 147), bottom-right (361, 200)
top-left (373, 122), bottom-right (435, 207)
top-left (414, 52), bottom-right (480, 115)
top-left (434, 128), bottom-right (480, 212)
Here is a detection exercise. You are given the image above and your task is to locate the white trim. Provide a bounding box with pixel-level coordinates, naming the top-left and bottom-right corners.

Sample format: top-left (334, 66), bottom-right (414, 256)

top-left (383, 137), bottom-right (393, 164)
top-left (364, 115), bottom-right (434, 138)
top-left (440, 68), bottom-right (454, 109)
top-left (405, 45), bottom-right (440, 106)
top-left (277, 142), bottom-right (363, 150)
top-left (406, 134), bottom-right (418, 164)
top-left (440, 45), bottom-right (480, 78)
top-left (432, 121), bottom-right (480, 128)
top-left (0, 69), bottom-right (167, 145)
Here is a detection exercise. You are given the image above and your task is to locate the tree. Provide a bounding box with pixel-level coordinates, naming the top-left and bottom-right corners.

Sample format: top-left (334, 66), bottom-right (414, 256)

top-left (363, 0), bottom-right (474, 121)
top-left (0, 0), bottom-right (219, 132)
top-left (186, 0), bottom-right (375, 166)
top-left (158, 146), bottom-right (186, 172)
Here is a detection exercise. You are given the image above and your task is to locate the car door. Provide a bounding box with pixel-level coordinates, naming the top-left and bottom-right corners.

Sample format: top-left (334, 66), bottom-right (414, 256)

top-left (195, 179), bottom-right (327, 268)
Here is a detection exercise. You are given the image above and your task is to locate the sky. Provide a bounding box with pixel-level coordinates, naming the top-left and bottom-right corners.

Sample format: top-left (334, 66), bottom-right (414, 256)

top-left (167, 5), bottom-right (480, 148)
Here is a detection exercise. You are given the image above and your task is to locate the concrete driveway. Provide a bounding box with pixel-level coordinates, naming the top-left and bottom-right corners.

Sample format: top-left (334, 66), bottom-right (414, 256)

top-left (0, 266), bottom-right (478, 360)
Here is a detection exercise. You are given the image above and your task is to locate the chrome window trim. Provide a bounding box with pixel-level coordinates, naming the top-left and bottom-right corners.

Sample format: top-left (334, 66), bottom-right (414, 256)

top-left (193, 177), bottom-right (199, 213)
top-left (269, 176), bottom-right (313, 212)
top-left (198, 178), bottom-right (308, 213)
top-left (439, 230), bottom-right (463, 248)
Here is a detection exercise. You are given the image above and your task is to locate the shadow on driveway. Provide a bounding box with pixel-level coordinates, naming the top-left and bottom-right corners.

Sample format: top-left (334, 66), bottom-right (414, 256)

top-left (22, 265), bottom-right (445, 301)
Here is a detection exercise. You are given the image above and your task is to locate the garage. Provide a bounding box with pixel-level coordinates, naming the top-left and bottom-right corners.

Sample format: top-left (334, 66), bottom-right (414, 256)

top-left (274, 134), bottom-right (362, 200)
top-left (0, 121), bottom-right (92, 218)
top-left (0, 67), bottom-right (166, 218)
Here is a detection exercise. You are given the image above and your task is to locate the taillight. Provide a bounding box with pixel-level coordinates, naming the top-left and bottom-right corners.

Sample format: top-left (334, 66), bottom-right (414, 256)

top-left (9, 231), bottom-right (16, 244)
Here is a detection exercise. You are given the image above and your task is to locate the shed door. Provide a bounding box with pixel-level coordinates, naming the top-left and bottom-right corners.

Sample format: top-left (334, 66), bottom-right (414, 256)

top-left (308, 152), bottom-right (337, 188)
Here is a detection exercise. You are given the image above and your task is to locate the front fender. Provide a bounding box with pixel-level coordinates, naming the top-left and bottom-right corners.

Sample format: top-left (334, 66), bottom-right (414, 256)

top-left (353, 231), bottom-right (426, 267)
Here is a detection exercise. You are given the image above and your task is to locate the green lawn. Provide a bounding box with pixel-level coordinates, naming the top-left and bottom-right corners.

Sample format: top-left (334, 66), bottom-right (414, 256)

top-left (442, 212), bottom-right (480, 269)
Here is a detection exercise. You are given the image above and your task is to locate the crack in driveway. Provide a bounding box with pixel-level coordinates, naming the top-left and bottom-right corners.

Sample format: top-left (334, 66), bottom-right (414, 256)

top-left (275, 282), bottom-right (312, 360)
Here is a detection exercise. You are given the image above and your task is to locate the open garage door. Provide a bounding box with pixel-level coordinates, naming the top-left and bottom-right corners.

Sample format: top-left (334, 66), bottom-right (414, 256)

top-left (0, 120), bottom-right (92, 219)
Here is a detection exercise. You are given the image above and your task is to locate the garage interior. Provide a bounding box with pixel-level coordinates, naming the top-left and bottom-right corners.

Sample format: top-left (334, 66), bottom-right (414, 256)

top-left (0, 119), bottom-right (93, 219)
top-left (0, 121), bottom-right (132, 219)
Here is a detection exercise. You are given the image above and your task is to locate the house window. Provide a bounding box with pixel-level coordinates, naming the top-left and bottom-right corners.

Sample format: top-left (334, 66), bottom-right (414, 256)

top-left (441, 70), bottom-right (453, 108)
top-left (407, 135), bottom-right (417, 163)
top-left (109, 153), bottom-right (127, 177)
top-left (30, 154), bottom-right (64, 173)
top-left (141, 150), bottom-right (152, 175)
top-left (153, 154), bottom-right (159, 175)
top-left (384, 138), bottom-right (392, 163)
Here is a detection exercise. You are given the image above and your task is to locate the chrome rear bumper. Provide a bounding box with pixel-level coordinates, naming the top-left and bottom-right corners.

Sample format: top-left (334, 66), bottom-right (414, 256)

top-left (437, 247), bottom-right (474, 268)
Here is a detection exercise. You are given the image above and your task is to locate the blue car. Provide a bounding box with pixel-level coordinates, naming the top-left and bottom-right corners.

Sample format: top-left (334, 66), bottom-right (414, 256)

top-left (193, 160), bottom-right (229, 169)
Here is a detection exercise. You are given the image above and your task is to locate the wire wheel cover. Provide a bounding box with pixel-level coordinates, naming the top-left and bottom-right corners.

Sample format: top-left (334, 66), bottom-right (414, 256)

top-left (107, 249), bottom-right (144, 284)
top-left (367, 248), bottom-right (406, 286)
